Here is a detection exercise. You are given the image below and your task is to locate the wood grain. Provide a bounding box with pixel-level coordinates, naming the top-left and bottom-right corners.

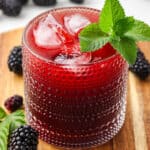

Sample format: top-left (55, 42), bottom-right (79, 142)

top-left (0, 28), bottom-right (150, 150)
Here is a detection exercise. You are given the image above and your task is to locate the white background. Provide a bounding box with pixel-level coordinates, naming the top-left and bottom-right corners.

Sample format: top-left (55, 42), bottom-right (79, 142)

top-left (0, 0), bottom-right (150, 33)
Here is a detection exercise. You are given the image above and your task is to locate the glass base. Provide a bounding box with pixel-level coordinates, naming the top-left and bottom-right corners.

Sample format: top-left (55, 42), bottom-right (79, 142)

top-left (26, 102), bottom-right (126, 149)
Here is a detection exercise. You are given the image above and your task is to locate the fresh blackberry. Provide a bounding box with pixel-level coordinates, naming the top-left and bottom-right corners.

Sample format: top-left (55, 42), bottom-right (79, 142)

top-left (8, 46), bottom-right (22, 75)
top-left (0, 0), bottom-right (3, 9)
top-left (4, 95), bottom-right (23, 112)
top-left (19, 0), bottom-right (28, 5)
top-left (8, 125), bottom-right (39, 150)
top-left (129, 48), bottom-right (150, 80)
top-left (33, 0), bottom-right (56, 6)
top-left (2, 0), bottom-right (22, 16)
top-left (70, 0), bottom-right (84, 4)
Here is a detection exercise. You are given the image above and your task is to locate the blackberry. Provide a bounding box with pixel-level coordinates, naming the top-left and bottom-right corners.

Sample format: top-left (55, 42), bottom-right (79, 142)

top-left (8, 46), bottom-right (22, 75)
top-left (70, 0), bottom-right (84, 4)
top-left (2, 0), bottom-right (22, 16)
top-left (8, 125), bottom-right (39, 150)
top-left (129, 48), bottom-right (150, 80)
top-left (4, 95), bottom-right (23, 112)
top-left (19, 0), bottom-right (28, 5)
top-left (0, 0), bottom-right (3, 9)
top-left (33, 0), bottom-right (56, 6)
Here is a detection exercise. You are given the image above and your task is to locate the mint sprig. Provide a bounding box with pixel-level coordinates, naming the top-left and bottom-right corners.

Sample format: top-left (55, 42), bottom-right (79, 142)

top-left (0, 119), bottom-right (10, 150)
top-left (79, 23), bottom-right (110, 51)
top-left (8, 110), bottom-right (26, 133)
top-left (113, 17), bottom-right (134, 36)
top-left (111, 37), bottom-right (137, 64)
top-left (79, 0), bottom-right (150, 64)
top-left (99, 0), bottom-right (125, 33)
top-left (125, 20), bottom-right (150, 41)
top-left (0, 107), bottom-right (26, 149)
top-left (0, 107), bottom-right (7, 120)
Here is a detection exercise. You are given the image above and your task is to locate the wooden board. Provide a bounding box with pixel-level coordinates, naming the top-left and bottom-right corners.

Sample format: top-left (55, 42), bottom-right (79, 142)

top-left (0, 28), bottom-right (150, 150)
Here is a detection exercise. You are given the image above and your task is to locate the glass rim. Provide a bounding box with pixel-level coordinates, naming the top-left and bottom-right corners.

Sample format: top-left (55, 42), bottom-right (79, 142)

top-left (22, 6), bottom-right (120, 66)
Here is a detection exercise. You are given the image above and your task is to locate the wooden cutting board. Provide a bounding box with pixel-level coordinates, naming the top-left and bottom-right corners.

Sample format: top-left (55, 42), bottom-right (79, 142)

top-left (0, 28), bottom-right (150, 150)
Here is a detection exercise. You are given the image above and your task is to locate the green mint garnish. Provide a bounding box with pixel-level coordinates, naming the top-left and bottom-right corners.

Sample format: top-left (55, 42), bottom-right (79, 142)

top-left (79, 0), bottom-right (150, 64)
top-left (0, 107), bottom-right (26, 150)
top-left (113, 17), bottom-right (134, 36)
top-left (79, 23), bottom-right (110, 51)
top-left (0, 119), bottom-right (10, 150)
top-left (125, 20), bottom-right (150, 41)
top-left (99, 0), bottom-right (125, 34)
top-left (0, 107), bottom-right (7, 120)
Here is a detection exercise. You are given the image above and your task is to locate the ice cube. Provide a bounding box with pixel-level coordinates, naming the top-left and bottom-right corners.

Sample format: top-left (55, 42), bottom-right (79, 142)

top-left (34, 24), bottom-right (62, 49)
top-left (45, 14), bottom-right (62, 27)
top-left (54, 42), bottom-right (91, 64)
top-left (64, 14), bottom-right (91, 35)
top-left (73, 53), bottom-right (92, 64)
top-left (45, 14), bottom-right (73, 44)
top-left (54, 52), bottom-right (91, 65)
top-left (33, 14), bottom-right (62, 49)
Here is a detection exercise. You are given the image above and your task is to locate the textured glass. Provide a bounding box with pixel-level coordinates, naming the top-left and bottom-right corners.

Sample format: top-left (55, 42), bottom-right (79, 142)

top-left (22, 7), bottom-right (128, 148)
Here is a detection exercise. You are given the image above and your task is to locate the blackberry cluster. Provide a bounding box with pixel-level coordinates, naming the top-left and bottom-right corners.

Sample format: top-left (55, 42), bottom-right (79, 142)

top-left (8, 125), bottom-right (39, 150)
top-left (129, 49), bottom-right (150, 80)
top-left (8, 46), bottom-right (22, 75)
top-left (33, 0), bottom-right (84, 6)
top-left (20, 0), bottom-right (28, 5)
top-left (4, 95), bottom-right (23, 112)
top-left (0, 0), bottom-right (3, 9)
top-left (70, 0), bottom-right (84, 4)
top-left (0, 0), bottom-right (84, 16)
top-left (0, 0), bottom-right (28, 16)
top-left (2, 0), bottom-right (22, 16)
top-left (33, 0), bottom-right (56, 6)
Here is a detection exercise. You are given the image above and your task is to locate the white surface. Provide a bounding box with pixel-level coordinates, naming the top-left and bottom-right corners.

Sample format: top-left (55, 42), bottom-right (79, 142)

top-left (0, 0), bottom-right (150, 33)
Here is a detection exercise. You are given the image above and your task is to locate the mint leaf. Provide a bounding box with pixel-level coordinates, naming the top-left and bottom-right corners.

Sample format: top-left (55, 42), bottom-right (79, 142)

top-left (125, 20), bottom-right (150, 41)
top-left (111, 37), bottom-right (137, 64)
top-left (99, 0), bottom-right (125, 33)
top-left (0, 119), bottom-right (10, 150)
top-left (0, 107), bottom-right (7, 120)
top-left (113, 17), bottom-right (134, 36)
top-left (79, 23), bottom-right (109, 52)
top-left (0, 110), bottom-right (25, 149)
top-left (79, 0), bottom-right (150, 64)
top-left (8, 110), bottom-right (26, 132)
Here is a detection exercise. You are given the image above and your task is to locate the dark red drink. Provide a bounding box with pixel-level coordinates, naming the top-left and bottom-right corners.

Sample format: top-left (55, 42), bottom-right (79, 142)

top-left (23, 7), bottom-right (128, 148)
